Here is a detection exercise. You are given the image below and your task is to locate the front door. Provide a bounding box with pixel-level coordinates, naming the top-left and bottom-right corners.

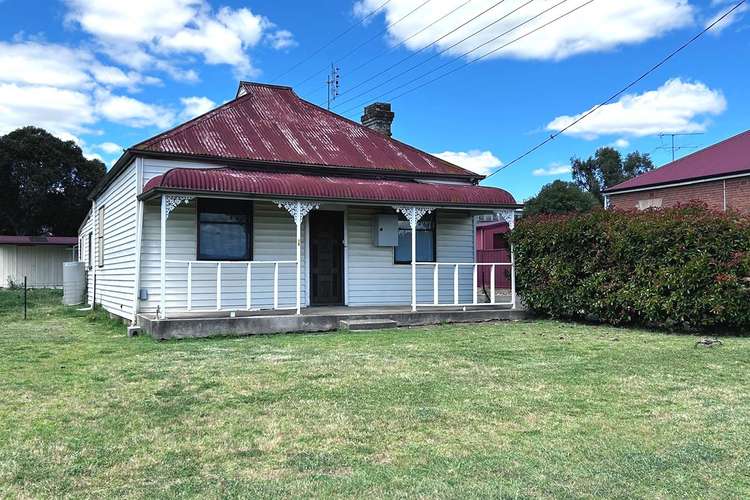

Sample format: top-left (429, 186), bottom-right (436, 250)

top-left (309, 211), bottom-right (344, 306)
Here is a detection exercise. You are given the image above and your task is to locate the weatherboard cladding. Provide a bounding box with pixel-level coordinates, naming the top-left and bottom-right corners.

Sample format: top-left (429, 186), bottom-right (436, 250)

top-left (143, 168), bottom-right (517, 207)
top-left (606, 129), bottom-right (750, 192)
top-left (134, 82), bottom-right (474, 178)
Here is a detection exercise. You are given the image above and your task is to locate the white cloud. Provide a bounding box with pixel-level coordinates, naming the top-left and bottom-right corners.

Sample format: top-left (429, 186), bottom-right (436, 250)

top-left (0, 41), bottom-right (159, 91)
top-left (96, 91), bottom-right (175, 128)
top-left (0, 83), bottom-right (96, 138)
top-left (180, 96), bottom-right (216, 119)
top-left (546, 78), bottom-right (727, 139)
top-left (95, 142), bottom-right (123, 154)
top-left (613, 138), bottom-right (630, 148)
top-left (354, 0), bottom-right (694, 61)
top-left (266, 30), bottom-right (297, 50)
top-left (532, 163), bottom-right (572, 176)
top-left (433, 149), bottom-right (502, 176)
top-left (706, 0), bottom-right (749, 34)
top-left (64, 0), bottom-right (292, 77)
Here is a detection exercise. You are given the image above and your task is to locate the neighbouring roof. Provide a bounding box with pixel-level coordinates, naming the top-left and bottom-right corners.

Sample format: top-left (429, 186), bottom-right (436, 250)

top-left (141, 168), bottom-right (518, 208)
top-left (131, 82), bottom-right (477, 179)
top-left (605, 129), bottom-right (750, 193)
top-left (0, 236), bottom-right (78, 246)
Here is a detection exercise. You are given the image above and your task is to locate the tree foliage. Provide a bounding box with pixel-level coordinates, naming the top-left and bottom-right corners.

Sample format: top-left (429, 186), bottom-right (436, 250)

top-left (0, 127), bottom-right (106, 236)
top-left (524, 180), bottom-right (599, 216)
top-left (571, 147), bottom-right (654, 204)
top-left (512, 205), bottom-right (750, 331)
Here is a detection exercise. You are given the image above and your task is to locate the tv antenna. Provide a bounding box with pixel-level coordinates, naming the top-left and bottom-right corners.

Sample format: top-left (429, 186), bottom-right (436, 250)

top-left (326, 64), bottom-right (340, 110)
top-left (658, 132), bottom-right (703, 161)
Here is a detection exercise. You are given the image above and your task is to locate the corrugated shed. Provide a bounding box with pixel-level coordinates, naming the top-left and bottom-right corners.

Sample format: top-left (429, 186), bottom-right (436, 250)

top-left (143, 168), bottom-right (518, 207)
top-left (133, 82), bottom-right (476, 178)
top-left (606, 129), bottom-right (750, 192)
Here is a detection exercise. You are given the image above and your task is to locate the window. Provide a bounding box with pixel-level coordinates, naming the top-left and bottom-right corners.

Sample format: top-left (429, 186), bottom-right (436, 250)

top-left (97, 207), bottom-right (104, 267)
top-left (394, 212), bottom-right (436, 264)
top-left (637, 198), bottom-right (662, 210)
top-left (197, 199), bottom-right (252, 261)
top-left (87, 233), bottom-right (92, 269)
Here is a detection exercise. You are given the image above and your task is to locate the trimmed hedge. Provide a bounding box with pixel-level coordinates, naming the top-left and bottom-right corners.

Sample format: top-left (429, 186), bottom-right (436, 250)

top-left (512, 205), bottom-right (750, 331)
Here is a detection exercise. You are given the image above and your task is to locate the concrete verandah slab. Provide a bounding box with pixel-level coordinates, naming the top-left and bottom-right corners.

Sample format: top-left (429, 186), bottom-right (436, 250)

top-left (138, 304), bottom-right (526, 340)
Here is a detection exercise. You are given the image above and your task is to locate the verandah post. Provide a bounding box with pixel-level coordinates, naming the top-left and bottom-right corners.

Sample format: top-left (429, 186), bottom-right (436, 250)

top-left (273, 200), bottom-right (318, 315)
top-left (160, 194), bottom-right (167, 319)
top-left (411, 211), bottom-right (417, 312)
top-left (296, 214), bottom-right (302, 315)
top-left (497, 208), bottom-right (517, 310)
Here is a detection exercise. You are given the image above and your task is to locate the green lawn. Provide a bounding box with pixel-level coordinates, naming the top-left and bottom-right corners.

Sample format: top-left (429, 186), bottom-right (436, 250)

top-left (1, 290), bottom-right (749, 499)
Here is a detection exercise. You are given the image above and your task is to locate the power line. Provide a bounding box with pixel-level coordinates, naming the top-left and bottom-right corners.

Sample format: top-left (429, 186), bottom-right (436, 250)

top-left (338, 0), bottom-right (577, 116)
top-left (291, 0), bottom-right (435, 90)
top-left (483, 0), bottom-right (746, 181)
top-left (269, 0), bottom-right (393, 83)
top-left (302, 0), bottom-right (474, 99)
top-left (331, 0), bottom-right (512, 104)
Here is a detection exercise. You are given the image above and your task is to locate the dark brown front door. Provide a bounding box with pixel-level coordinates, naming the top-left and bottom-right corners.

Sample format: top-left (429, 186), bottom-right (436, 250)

top-left (309, 211), bottom-right (344, 306)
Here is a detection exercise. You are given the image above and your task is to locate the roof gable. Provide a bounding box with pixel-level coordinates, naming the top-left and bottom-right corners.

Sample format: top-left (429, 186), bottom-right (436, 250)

top-left (606, 129), bottom-right (750, 192)
top-left (133, 82), bottom-right (477, 179)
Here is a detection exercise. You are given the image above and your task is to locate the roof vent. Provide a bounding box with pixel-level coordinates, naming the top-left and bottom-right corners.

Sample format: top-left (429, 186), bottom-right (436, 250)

top-left (361, 102), bottom-right (394, 137)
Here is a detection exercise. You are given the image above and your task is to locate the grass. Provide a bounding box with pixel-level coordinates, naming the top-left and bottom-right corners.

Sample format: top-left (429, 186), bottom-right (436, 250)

top-left (1, 290), bottom-right (749, 498)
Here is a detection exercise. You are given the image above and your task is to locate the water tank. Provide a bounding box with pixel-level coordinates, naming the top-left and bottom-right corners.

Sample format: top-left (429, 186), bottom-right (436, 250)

top-left (63, 261), bottom-right (86, 305)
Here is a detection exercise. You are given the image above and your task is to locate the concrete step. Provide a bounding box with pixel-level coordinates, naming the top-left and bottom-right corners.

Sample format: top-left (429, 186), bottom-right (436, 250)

top-left (340, 319), bottom-right (399, 331)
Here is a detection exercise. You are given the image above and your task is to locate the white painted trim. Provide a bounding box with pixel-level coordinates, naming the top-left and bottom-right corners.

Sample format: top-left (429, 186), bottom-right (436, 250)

top-left (132, 157), bottom-right (144, 322)
top-left (607, 171), bottom-right (750, 196)
top-left (304, 216), bottom-right (310, 307)
top-left (344, 206), bottom-right (349, 306)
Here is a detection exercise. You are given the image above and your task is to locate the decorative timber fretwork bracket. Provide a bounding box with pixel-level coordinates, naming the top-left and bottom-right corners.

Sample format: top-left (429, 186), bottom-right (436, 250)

top-left (163, 194), bottom-right (195, 219)
top-left (496, 209), bottom-right (515, 230)
top-left (393, 206), bottom-right (434, 229)
top-left (274, 200), bottom-right (319, 225)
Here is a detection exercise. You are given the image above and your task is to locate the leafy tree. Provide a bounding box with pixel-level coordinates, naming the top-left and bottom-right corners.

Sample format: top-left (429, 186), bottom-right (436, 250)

top-left (571, 147), bottom-right (654, 204)
top-left (524, 180), bottom-right (599, 216)
top-left (0, 127), bottom-right (106, 236)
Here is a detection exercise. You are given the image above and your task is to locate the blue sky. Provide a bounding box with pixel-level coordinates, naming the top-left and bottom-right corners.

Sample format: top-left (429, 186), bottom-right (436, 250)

top-left (0, 0), bottom-right (747, 201)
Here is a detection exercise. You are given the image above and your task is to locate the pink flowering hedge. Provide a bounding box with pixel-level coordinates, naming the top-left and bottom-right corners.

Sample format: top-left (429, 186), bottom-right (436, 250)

top-left (512, 204), bottom-right (750, 331)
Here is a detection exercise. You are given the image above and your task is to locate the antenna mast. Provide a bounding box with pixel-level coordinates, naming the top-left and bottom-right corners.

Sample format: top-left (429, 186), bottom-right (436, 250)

top-left (326, 64), bottom-right (340, 110)
top-left (658, 132), bottom-right (703, 161)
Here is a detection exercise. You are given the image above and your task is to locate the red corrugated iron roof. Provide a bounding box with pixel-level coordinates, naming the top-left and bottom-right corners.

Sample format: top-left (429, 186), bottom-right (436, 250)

top-left (133, 82), bottom-right (476, 179)
top-left (606, 129), bottom-right (750, 193)
top-left (0, 236), bottom-right (78, 246)
top-left (142, 168), bottom-right (518, 208)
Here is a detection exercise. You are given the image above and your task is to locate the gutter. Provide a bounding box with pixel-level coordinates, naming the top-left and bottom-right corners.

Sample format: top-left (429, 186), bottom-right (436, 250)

top-left (604, 170), bottom-right (750, 196)
top-left (137, 186), bottom-right (523, 211)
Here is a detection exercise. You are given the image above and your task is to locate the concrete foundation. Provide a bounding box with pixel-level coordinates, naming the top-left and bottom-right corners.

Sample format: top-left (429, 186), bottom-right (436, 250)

top-left (138, 306), bottom-right (527, 340)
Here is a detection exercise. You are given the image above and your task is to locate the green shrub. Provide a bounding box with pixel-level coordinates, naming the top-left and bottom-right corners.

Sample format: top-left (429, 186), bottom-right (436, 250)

top-left (512, 204), bottom-right (750, 331)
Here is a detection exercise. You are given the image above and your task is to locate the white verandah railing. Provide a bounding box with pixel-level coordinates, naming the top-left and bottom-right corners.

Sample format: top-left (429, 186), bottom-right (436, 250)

top-left (164, 259), bottom-right (298, 313)
top-left (414, 261), bottom-right (516, 308)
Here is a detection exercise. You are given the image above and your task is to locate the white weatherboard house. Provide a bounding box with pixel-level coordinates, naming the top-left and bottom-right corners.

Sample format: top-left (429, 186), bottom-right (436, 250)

top-left (79, 82), bottom-right (521, 338)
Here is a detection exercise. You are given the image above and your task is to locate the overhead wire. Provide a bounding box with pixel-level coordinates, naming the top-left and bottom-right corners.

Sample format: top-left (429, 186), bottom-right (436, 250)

top-left (331, 0), bottom-right (513, 102)
top-left (302, 0), bottom-right (474, 99)
top-left (292, 0), bottom-right (436, 89)
top-left (482, 0), bottom-right (747, 180)
top-left (269, 0), bottom-right (393, 82)
top-left (337, 0), bottom-right (577, 115)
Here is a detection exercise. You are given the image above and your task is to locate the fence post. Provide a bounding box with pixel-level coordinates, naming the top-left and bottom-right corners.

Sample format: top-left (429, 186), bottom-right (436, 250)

top-left (23, 276), bottom-right (27, 320)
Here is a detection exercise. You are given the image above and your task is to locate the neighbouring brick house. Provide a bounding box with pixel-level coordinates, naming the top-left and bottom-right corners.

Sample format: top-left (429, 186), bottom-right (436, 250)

top-left (604, 130), bottom-right (750, 214)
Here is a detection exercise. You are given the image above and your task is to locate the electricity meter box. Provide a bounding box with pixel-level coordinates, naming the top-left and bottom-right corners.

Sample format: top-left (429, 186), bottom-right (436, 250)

top-left (373, 214), bottom-right (398, 246)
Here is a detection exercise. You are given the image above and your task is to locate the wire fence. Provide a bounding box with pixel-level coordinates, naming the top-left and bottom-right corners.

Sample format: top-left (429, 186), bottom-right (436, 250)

top-left (0, 276), bottom-right (70, 320)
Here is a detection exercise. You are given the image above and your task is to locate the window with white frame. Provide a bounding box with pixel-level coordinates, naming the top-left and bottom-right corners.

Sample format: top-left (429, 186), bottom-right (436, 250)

top-left (97, 206), bottom-right (104, 267)
top-left (394, 212), bottom-right (436, 264)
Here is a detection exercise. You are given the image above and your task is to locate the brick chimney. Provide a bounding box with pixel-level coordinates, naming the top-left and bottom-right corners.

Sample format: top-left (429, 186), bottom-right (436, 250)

top-left (361, 102), bottom-right (394, 137)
